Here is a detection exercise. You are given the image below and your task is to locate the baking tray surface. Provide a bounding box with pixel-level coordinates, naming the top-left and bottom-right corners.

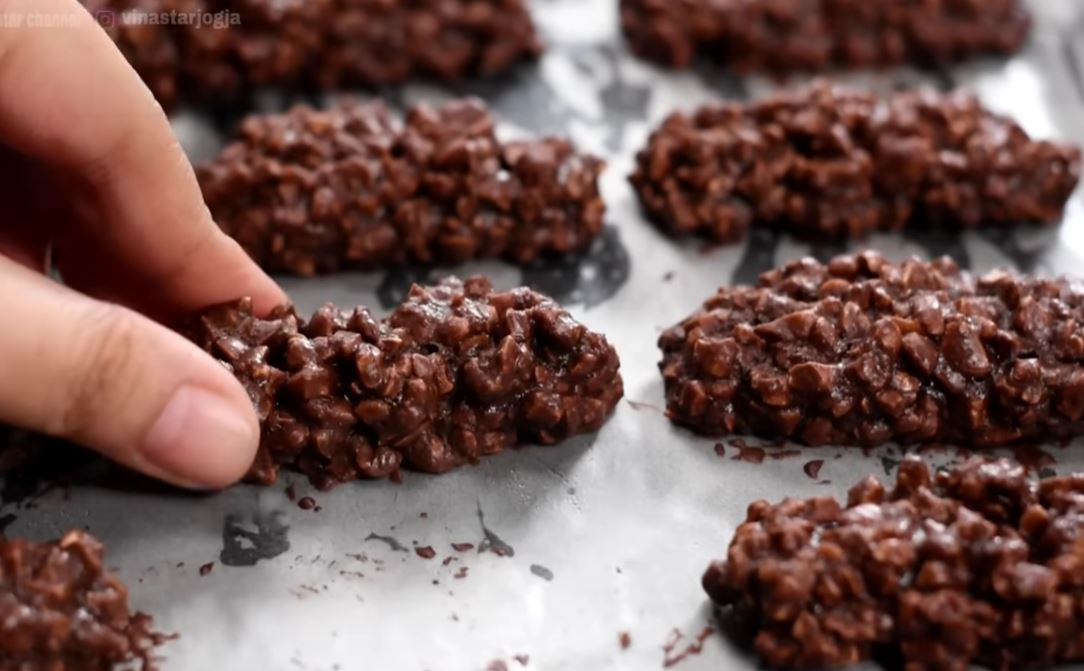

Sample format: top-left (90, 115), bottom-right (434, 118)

top-left (7, 1), bottom-right (1084, 669)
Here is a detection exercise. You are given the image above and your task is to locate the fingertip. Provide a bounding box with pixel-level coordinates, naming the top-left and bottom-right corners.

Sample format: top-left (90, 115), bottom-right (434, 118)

top-left (0, 259), bottom-right (262, 490)
top-left (216, 235), bottom-right (288, 315)
top-left (140, 382), bottom-right (260, 490)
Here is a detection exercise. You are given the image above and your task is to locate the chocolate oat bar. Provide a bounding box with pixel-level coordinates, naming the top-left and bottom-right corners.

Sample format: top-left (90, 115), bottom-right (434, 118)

top-left (198, 98), bottom-right (607, 275)
top-left (631, 82), bottom-right (1080, 242)
top-left (186, 277), bottom-right (623, 488)
top-left (621, 0), bottom-right (1030, 71)
top-left (704, 456), bottom-right (1084, 670)
top-left (659, 252), bottom-right (1084, 447)
top-left (84, 0), bottom-right (542, 109)
top-left (0, 530), bottom-right (164, 670)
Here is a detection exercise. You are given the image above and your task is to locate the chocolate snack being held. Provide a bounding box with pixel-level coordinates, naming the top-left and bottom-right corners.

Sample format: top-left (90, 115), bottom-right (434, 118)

top-left (631, 82), bottom-right (1080, 243)
top-left (621, 0), bottom-right (1029, 71)
top-left (0, 530), bottom-right (166, 670)
top-left (185, 277), bottom-right (623, 489)
top-left (84, 0), bottom-right (542, 109)
top-left (704, 456), bottom-right (1084, 670)
top-left (198, 98), bottom-right (607, 276)
top-left (660, 252), bottom-right (1084, 447)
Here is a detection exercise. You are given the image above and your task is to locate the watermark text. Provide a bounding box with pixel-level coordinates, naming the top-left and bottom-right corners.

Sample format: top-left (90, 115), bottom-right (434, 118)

top-left (0, 11), bottom-right (81, 28)
top-left (98, 9), bottom-right (241, 29)
top-left (0, 8), bottom-right (241, 30)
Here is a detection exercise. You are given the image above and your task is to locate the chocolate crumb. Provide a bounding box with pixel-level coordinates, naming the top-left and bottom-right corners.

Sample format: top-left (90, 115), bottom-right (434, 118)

top-left (513, 654), bottom-right (529, 666)
top-left (731, 443), bottom-right (765, 464)
top-left (415, 546), bottom-right (437, 560)
top-left (713, 443), bottom-right (726, 457)
top-left (199, 562), bottom-right (214, 576)
top-left (803, 459), bottom-right (825, 480)
top-left (298, 497), bottom-right (317, 511)
top-left (662, 627), bottom-right (714, 668)
top-left (767, 449), bottom-right (802, 461)
top-left (619, 631), bottom-right (632, 650)
top-left (452, 543), bottom-right (475, 553)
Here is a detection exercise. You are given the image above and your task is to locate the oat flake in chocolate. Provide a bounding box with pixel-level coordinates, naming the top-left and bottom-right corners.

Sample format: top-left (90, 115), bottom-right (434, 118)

top-left (186, 277), bottom-right (623, 489)
top-left (0, 530), bottom-right (165, 671)
top-left (660, 251), bottom-right (1084, 447)
top-left (704, 456), bottom-right (1084, 670)
top-left (621, 0), bottom-right (1030, 71)
top-left (631, 82), bottom-right (1080, 243)
top-left (83, 0), bottom-right (542, 109)
top-left (198, 98), bottom-right (607, 276)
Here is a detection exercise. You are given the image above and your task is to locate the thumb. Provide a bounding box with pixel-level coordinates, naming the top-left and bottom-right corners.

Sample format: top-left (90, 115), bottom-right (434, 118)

top-left (0, 256), bottom-right (258, 489)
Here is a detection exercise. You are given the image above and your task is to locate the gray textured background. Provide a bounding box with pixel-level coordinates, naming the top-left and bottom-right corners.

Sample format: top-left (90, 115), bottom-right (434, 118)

top-left (8, 1), bottom-right (1084, 669)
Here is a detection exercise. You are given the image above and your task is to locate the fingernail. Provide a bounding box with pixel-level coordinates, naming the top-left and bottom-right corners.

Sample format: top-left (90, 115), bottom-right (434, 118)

top-left (142, 385), bottom-right (258, 489)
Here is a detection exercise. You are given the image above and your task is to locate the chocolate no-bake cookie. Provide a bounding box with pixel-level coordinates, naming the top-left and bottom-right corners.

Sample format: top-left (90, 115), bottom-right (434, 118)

top-left (621, 0), bottom-right (1029, 71)
top-left (198, 98), bottom-right (606, 275)
top-left (84, 0), bottom-right (541, 109)
top-left (659, 252), bottom-right (1084, 447)
top-left (704, 456), bottom-right (1084, 670)
top-left (631, 82), bottom-right (1080, 243)
top-left (0, 530), bottom-right (164, 670)
top-left (186, 277), bottom-right (623, 488)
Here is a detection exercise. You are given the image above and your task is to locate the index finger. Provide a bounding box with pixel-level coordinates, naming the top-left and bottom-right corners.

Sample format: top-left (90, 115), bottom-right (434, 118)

top-left (0, 0), bottom-right (285, 315)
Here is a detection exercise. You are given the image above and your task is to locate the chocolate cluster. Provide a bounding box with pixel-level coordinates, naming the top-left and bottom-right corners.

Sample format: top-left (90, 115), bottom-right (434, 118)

top-left (631, 82), bottom-right (1080, 243)
top-left (0, 530), bottom-right (163, 670)
top-left (198, 98), bottom-right (607, 275)
top-left (621, 0), bottom-right (1030, 71)
top-left (705, 456), bottom-right (1084, 670)
top-left (660, 252), bottom-right (1084, 447)
top-left (186, 278), bottom-right (623, 488)
top-left (84, 0), bottom-right (542, 108)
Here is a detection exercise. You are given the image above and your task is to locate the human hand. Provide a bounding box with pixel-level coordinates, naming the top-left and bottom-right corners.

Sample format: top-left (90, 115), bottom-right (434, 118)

top-left (0, 0), bottom-right (286, 488)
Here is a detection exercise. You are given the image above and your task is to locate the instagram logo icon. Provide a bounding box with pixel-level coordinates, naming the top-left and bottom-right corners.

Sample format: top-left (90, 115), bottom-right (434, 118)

top-left (94, 9), bottom-right (115, 27)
